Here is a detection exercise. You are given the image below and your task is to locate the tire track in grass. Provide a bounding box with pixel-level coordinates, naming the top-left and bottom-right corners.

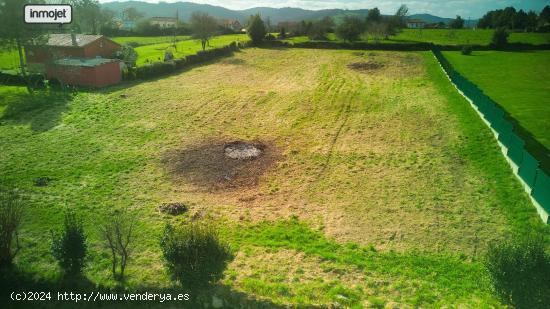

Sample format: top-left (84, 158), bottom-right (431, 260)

top-left (315, 73), bottom-right (360, 180)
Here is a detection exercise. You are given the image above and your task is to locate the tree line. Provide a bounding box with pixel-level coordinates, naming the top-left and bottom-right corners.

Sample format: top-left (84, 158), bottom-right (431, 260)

top-left (478, 6), bottom-right (550, 32)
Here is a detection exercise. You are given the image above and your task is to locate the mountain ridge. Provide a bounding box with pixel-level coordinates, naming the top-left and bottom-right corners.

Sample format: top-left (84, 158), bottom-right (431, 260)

top-left (101, 1), bottom-right (476, 25)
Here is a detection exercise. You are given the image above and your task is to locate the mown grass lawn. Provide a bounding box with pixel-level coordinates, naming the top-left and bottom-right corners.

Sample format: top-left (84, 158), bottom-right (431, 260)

top-left (0, 48), bottom-right (21, 71)
top-left (134, 34), bottom-right (248, 65)
top-left (1, 48), bottom-right (547, 307)
top-left (394, 29), bottom-right (550, 45)
top-left (443, 50), bottom-right (550, 163)
top-left (111, 35), bottom-right (191, 46)
top-left (284, 29), bottom-right (550, 46)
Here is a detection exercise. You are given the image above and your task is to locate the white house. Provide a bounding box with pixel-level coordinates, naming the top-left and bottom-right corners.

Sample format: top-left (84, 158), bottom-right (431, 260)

top-left (150, 17), bottom-right (178, 28)
top-left (406, 19), bottom-right (426, 29)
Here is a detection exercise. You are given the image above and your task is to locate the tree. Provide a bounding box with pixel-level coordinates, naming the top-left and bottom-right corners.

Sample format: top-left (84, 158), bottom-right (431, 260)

top-left (385, 4), bottom-right (409, 37)
top-left (366, 7), bottom-right (382, 24)
top-left (308, 16), bottom-right (334, 40)
top-left (247, 14), bottom-right (267, 44)
top-left (190, 12), bottom-right (218, 51)
top-left (393, 5), bottom-right (409, 28)
top-left (70, 0), bottom-right (102, 34)
top-left (279, 27), bottom-right (287, 39)
top-left (0, 0), bottom-right (47, 82)
top-left (540, 5), bottom-right (550, 27)
top-left (336, 16), bottom-right (365, 42)
top-left (122, 7), bottom-right (144, 22)
top-left (491, 27), bottom-right (509, 47)
top-left (449, 15), bottom-right (465, 29)
top-left (51, 210), bottom-right (87, 275)
top-left (0, 189), bottom-right (23, 268)
top-left (99, 210), bottom-right (136, 280)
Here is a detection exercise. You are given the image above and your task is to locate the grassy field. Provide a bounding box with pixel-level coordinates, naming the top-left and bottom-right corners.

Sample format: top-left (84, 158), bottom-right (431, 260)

top-left (134, 34), bottom-right (248, 65)
top-left (0, 35), bottom-right (245, 70)
top-left (1, 48), bottom-right (547, 307)
top-left (0, 48), bottom-right (20, 71)
top-left (394, 29), bottom-right (550, 45)
top-left (284, 29), bottom-right (550, 46)
top-left (443, 51), bottom-right (550, 161)
top-left (111, 35), bottom-right (191, 46)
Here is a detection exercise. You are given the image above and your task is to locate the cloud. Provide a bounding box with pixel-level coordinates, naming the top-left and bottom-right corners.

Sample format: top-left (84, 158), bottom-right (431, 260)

top-left (98, 0), bottom-right (550, 18)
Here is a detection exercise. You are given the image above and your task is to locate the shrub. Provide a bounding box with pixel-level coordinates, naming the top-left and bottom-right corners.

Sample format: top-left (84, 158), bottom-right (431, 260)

top-left (485, 237), bottom-right (550, 308)
top-left (114, 45), bottom-right (138, 67)
top-left (51, 210), bottom-right (87, 274)
top-left (135, 61), bottom-right (176, 79)
top-left (0, 189), bottom-right (23, 268)
top-left (174, 58), bottom-right (187, 69)
top-left (461, 45), bottom-right (473, 55)
top-left (491, 28), bottom-right (509, 47)
top-left (247, 14), bottom-right (267, 44)
top-left (160, 222), bottom-right (232, 289)
top-left (265, 33), bottom-right (276, 41)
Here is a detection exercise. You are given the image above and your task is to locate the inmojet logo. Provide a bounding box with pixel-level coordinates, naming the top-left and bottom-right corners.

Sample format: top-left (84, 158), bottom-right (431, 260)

top-left (24, 4), bottom-right (72, 24)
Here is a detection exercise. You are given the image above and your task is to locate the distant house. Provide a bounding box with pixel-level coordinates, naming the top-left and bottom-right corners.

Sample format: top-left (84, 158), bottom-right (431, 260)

top-left (221, 19), bottom-right (242, 32)
top-left (150, 17), bottom-right (177, 28)
top-left (25, 33), bottom-right (122, 87)
top-left (406, 19), bottom-right (426, 29)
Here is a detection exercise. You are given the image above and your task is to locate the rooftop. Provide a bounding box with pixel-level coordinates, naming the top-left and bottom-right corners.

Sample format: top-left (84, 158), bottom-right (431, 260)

top-left (53, 58), bottom-right (119, 67)
top-left (44, 34), bottom-right (107, 48)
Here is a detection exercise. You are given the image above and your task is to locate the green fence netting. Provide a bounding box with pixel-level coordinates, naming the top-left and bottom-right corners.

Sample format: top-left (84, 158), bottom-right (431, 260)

top-left (432, 47), bottom-right (549, 222)
top-left (507, 142), bottom-right (525, 166)
top-left (518, 151), bottom-right (540, 188)
top-left (532, 170), bottom-right (550, 213)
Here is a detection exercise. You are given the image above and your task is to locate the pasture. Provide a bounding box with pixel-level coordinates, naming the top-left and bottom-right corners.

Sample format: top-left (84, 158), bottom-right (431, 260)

top-left (0, 48), bottom-right (547, 307)
top-left (284, 29), bottom-right (550, 46)
top-left (111, 35), bottom-right (191, 46)
top-left (443, 50), bottom-right (550, 161)
top-left (133, 34), bottom-right (248, 65)
top-left (0, 48), bottom-right (20, 71)
top-left (394, 29), bottom-right (550, 45)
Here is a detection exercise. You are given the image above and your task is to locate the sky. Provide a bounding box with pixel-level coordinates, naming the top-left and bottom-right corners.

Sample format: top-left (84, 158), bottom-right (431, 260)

top-left (98, 0), bottom-right (550, 19)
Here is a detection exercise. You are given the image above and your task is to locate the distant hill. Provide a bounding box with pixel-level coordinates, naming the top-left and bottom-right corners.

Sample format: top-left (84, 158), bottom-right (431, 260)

top-left (101, 1), bottom-right (475, 26)
top-left (101, 1), bottom-right (369, 23)
top-left (409, 14), bottom-right (478, 28)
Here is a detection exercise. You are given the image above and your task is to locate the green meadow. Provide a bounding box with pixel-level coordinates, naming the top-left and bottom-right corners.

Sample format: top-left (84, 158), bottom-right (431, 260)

top-left (111, 35), bottom-right (192, 46)
top-left (133, 34), bottom-right (248, 65)
top-left (284, 29), bottom-right (550, 46)
top-left (1, 48), bottom-right (547, 307)
top-left (443, 50), bottom-right (550, 158)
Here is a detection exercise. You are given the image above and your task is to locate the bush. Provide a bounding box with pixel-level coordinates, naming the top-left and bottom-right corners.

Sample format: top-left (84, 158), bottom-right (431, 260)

top-left (247, 14), bottom-right (267, 44)
top-left (491, 28), bottom-right (509, 47)
top-left (265, 33), bottom-right (276, 41)
top-left (461, 45), bottom-right (473, 55)
top-left (0, 189), bottom-right (23, 268)
top-left (135, 61), bottom-right (176, 79)
top-left (51, 210), bottom-right (87, 274)
top-left (114, 45), bottom-right (138, 67)
top-left (160, 222), bottom-right (232, 289)
top-left (485, 237), bottom-right (550, 308)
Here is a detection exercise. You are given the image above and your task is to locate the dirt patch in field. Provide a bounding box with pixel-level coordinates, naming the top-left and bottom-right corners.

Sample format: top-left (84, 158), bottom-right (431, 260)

top-left (163, 139), bottom-right (281, 191)
top-left (158, 202), bottom-right (188, 215)
top-left (347, 61), bottom-right (384, 72)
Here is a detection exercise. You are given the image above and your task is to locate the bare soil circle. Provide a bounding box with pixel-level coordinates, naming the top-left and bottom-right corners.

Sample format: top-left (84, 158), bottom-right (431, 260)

top-left (163, 139), bottom-right (280, 191)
